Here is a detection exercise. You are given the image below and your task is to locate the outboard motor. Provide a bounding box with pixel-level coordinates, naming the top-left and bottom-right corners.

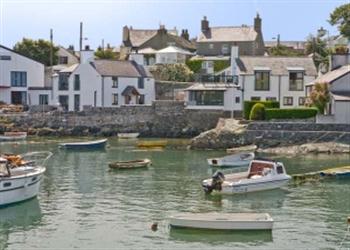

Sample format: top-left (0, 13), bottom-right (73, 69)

top-left (203, 171), bottom-right (225, 194)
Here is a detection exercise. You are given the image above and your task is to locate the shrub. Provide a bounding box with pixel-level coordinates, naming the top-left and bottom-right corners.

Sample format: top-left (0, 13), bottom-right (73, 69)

top-left (185, 60), bottom-right (202, 73)
top-left (213, 60), bottom-right (230, 72)
top-left (249, 103), bottom-right (266, 120)
top-left (265, 108), bottom-right (318, 120)
top-left (244, 101), bottom-right (280, 119)
top-left (151, 63), bottom-right (194, 82)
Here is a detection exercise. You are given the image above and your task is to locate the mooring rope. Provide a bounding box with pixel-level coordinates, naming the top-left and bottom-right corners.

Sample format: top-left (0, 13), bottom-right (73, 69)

top-left (339, 225), bottom-right (350, 250)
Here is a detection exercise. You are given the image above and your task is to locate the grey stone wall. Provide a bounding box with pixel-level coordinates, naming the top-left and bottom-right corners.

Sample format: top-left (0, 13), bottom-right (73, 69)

top-left (0, 101), bottom-right (231, 138)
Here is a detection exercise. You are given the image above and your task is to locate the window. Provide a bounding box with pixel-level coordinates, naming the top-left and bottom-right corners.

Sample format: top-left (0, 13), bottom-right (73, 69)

top-left (0, 55), bottom-right (11, 60)
top-left (289, 71), bottom-right (304, 91)
top-left (299, 97), bottom-right (306, 106)
top-left (209, 43), bottom-right (214, 49)
top-left (254, 71), bottom-right (270, 91)
top-left (251, 97), bottom-right (261, 101)
top-left (58, 95), bottom-right (69, 111)
top-left (138, 78), bottom-right (144, 89)
top-left (74, 74), bottom-right (80, 91)
top-left (112, 77), bottom-right (118, 88)
top-left (39, 94), bottom-right (49, 105)
top-left (58, 56), bottom-right (68, 64)
top-left (189, 91), bottom-right (224, 106)
top-left (112, 93), bottom-right (118, 105)
top-left (221, 44), bottom-right (229, 54)
top-left (11, 71), bottom-right (27, 87)
top-left (3, 182), bottom-right (11, 187)
top-left (74, 94), bottom-right (80, 111)
top-left (202, 61), bottom-right (213, 69)
top-left (266, 97), bottom-right (277, 101)
top-left (276, 165), bottom-right (284, 174)
top-left (58, 73), bottom-right (69, 90)
top-left (139, 94), bottom-right (145, 105)
top-left (283, 96), bottom-right (293, 106)
top-left (235, 96), bottom-right (240, 103)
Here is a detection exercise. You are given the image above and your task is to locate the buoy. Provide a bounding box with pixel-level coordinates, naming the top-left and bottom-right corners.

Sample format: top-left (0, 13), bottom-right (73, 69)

top-left (151, 222), bottom-right (158, 232)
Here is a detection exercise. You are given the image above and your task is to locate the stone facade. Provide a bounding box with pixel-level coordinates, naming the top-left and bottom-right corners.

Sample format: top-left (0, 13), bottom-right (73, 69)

top-left (0, 101), bottom-right (231, 138)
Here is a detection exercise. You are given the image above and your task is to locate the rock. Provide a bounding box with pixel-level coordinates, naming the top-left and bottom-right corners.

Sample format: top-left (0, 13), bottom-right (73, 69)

top-left (36, 127), bottom-right (56, 136)
top-left (227, 144), bottom-right (257, 153)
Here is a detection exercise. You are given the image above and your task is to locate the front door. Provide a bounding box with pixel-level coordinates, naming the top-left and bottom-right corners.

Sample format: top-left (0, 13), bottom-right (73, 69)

top-left (11, 91), bottom-right (27, 105)
top-left (59, 95), bottom-right (69, 111)
top-left (74, 94), bottom-right (80, 111)
top-left (125, 95), bottom-right (131, 105)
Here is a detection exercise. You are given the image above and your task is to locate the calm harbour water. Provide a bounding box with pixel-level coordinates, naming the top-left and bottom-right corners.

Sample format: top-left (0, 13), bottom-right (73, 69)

top-left (0, 137), bottom-right (350, 250)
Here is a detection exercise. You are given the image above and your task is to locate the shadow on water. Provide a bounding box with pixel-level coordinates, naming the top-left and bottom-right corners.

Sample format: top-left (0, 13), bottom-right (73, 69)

top-left (0, 198), bottom-right (42, 249)
top-left (169, 227), bottom-right (273, 244)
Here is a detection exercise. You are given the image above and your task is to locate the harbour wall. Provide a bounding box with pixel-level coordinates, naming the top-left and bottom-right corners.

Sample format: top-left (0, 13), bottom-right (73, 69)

top-left (0, 101), bottom-right (231, 138)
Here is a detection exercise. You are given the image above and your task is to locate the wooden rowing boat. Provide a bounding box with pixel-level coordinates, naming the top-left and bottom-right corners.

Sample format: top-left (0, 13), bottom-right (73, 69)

top-left (117, 133), bottom-right (140, 139)
top-left (169, 213), bottom-right (273, 230)
top-left (0, 132), bottom-right (27, 141)
top-left (108, 158), bottom-right (151, 169)
top-left (137, 140), bottom-right (167, 148)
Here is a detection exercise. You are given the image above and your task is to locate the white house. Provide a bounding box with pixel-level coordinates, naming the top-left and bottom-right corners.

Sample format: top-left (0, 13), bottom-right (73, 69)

top-left (185, 47), bottom-right (317, 113)
top-left (53, 46), bottom-right (155, 111)
top-left (307, 64), bottom-right (350, 124)
top-left (0, 45), bottom-right (51, 106)
top-left (155, 46), bottom-right (193, 64)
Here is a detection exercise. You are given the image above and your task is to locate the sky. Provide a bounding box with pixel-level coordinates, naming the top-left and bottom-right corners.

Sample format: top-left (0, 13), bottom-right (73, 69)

top-left (0, 0), bottom-right (348, 50)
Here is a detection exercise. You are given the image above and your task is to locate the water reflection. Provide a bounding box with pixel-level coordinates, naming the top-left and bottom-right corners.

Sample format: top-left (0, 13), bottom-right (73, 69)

top-left (0, 198), bottom-right (42, 249)
top-left (169, 228), bottom-right (273, 244)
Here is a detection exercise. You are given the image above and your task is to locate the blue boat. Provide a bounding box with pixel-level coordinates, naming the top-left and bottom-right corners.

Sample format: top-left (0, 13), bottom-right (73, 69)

top-left (59, 139), bottom-right (108, 150)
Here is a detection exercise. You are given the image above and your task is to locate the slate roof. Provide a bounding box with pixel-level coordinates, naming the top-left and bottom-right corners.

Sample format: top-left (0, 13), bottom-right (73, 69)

top-left (331, 91), bottom-right (350, 101)
top-left (92, 60), bottom-right (153, 78)
top-left (306, 65), bottom-right (350, 86)
top-left (0, 44), bottom-right (44, 65)
top-left (197, 26), bottom-right (257, 43)
top-left (121, 86), bottom-right (140, 96)
top-left (237, 56), bottom-right (317, 76)
top-left (129, 29), bottom-right (178, 47)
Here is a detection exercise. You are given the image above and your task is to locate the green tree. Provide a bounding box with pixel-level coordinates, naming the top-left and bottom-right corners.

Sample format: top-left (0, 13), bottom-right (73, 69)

top-left (95, 47), bottom-right (116, 59)
top-left (308, 82), bottom-right (330, 114)
top-left (268, 44), bottom-right (304, 56)
top-left (305, 34), bottom-right (330, 70)
top-left (151, 64), bottom-right (194, 82)
top-left (329, 3), bottom-right (350, 39)
top-left (13, 38), bottom-right (59, 66)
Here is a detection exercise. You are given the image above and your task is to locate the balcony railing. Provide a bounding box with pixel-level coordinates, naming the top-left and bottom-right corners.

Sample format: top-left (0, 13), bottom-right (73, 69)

top-left (194, 74), bottom-right (238, 84)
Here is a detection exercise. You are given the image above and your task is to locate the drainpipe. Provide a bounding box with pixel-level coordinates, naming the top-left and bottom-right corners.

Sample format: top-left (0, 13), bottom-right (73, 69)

top-left (101, 76), bottom-right (105, 107)
top-left (278, 75), bottom-right (281, 103)
top-left (241, 75), bottom-right (245, 113)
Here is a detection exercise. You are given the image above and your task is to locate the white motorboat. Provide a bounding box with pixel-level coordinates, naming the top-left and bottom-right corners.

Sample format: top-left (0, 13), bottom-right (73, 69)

top-left (169, 212), bottom-right (273, 230)
top-left (117, 133), bottom-right (140, 139)
top-left (207, 152), bottom-right (255, 167)
top-left (0, 132), bottom-right (27, 141)
top-left (202, 158), bottom-right (291, 194)
top-left (0, 152), bottom-right (51, 206)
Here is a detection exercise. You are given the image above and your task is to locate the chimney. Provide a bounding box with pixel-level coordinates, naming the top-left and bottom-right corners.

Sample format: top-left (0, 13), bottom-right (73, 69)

top-left (231, 46), bottom-right (239, 83)
top-left (201, 16), bottom-right (209, 32)
top-left (67, 45), bottom-right (75, 53)
top-left (181, 29), bottom-right (189, 40)
top-left (122, 25), bottom-right (130, 43)
top-left (158, 24), bottom-right (167, 35)
top-left (254, 13), bottom-right (262, 32)
top-left (80, 45), bottom-right (94, 64)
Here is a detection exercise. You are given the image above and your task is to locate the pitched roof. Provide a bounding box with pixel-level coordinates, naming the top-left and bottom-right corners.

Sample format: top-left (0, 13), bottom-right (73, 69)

top-left (60, 63), bottom-right (79, 73)
top-left (121, 86), bottom-right (140, 96)
top-left (237, 56), bottom-right (317, 76)
top-left (157, 46), bottom-right (193, 55)
top-left (306, 65), bottom-right (350, 86)
top-left (92, 60), bottom-right (153, 78)
top-left (129, 29), bottom-right (178, 47)
top-left (331, 91), bottom-right (350, 101)
top-left (197, 26), bottom-right (257, 43)
top-left (0, 44), bottom-right (44, 65)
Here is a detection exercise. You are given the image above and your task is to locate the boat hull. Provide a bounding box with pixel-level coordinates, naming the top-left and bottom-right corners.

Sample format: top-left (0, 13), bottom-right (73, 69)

top-left (224, 178), bottom-right (290, 194)
top-left (0, 168), bottom-right (45, 207)
top-left (59, 139), bottom-right (107, 150)
top-left (169, 213), bottom-right (273, 230)
top-left (108, 159), bottom-right (151, 169)
top-left (117, 133), bottom-right (139, 139)
top-left (0, 135), bottom-right (27, 142)
top-left (207, 153), bottom-right (254, 168)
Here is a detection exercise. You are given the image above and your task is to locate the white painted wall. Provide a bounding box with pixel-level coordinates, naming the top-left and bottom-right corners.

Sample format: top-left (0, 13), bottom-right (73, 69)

top-left (334, 101), bottom-right (350, 124)
top-left (0, 46), bottom-right (45, 104)
top-left (156, 53), bottom-right (186, 64)
top-left (28, 90), bottom-right (52, 105)
top-left (103, 77), bottom-right (155, 107)
top-left (53, 63), bottom-right (101, 111)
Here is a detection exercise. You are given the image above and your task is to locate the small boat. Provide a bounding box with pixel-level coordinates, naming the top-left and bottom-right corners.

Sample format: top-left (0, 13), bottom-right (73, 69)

top-left (0, 151), bottom-right (51, 206)
top-left (0, 132), bottom-right (27, 141)
top-left (59, 138), bottom-right (107, 149)
top-left (137, 140), bottom-right (167, 148)
top-left (169, 213), bottom-right (273, 230)
top-left (207, 152), bottom-right (255, 168)
top-left (202, 158), bottom-right (291, 194)
top-left (108, 158), bottom-right (151, 169)
top-left (292, 165), bottom-right (350, 183)
top-left (227, 145), bottom-right (257, 154)
top-left (117, 133), bottom-right (140, 139)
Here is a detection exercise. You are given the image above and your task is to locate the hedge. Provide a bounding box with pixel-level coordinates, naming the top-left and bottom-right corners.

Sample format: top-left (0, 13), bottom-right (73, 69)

top-left (249, 103), bottom-right (265, 120)
top-left (244, 101), bottom-right (280, 119)
top-left (265, 108), bottom-right (318, 120)
top-left (213, 60), bottom-right (230, 72)
top-left (185, 60), bottom-right (202, 73)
